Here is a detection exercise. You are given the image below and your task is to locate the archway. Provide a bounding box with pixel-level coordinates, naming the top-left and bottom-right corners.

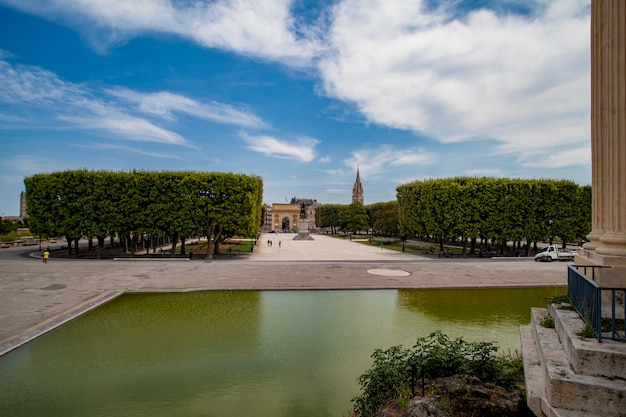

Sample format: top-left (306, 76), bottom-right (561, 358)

top-left (281, 216), bottom-right (290, 231)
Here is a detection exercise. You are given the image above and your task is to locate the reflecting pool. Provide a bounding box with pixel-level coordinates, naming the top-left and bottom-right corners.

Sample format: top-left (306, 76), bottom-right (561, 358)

top-left (0, 287), bottom-right (564, 417)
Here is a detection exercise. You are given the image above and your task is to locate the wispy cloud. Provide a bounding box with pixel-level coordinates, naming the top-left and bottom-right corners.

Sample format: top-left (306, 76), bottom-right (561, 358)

top-left (72, 142), bottom-right (184, 159)
top-left (60, 114), bottom-right (189, 146)
top-left (519, 146), bottom-right (590, 168)
top-left (0, 0), bottom-right (322, 64)
top-left (463, 168), bottom-right (505, 178)
top-left (107, 88), bottom-right (267, 128)
top-left (241, 133), bottom-right (319, 162)
top-left (0, 52), bottom-right (266, 147)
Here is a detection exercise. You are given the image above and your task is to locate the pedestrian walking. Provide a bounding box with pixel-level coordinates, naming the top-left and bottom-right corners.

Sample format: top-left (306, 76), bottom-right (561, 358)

top-left (43, 250), bottom-right (49, 264)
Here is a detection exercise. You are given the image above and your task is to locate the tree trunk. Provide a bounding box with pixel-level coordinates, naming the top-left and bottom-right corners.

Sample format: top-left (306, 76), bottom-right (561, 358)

top-left (130, 234), bottom-right (137, 256)
top-left (181, 237), bottom-right (186, 255)
top-left (66, 236), bottom-right (73, 255)
top-left (213, 226), bottom-right (223, 256)
top-left (205, 218), bottom-right (216, 260)
top-left (74, 238), bottom-right (80, 257)
top-left (96, 236), bottom-right (105, 259)
top-left (170, 231), bottom-right (179, 257)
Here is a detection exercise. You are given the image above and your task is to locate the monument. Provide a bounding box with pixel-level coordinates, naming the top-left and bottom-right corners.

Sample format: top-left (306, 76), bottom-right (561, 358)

top-left (293, 220), bottom-right (314, 240)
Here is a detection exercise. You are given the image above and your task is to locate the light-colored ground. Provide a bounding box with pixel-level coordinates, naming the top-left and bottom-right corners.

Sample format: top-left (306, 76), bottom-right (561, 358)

top-left (0, 233), bottom-right (568, 356)
top-left (253, 233), bottom-right (422, 261)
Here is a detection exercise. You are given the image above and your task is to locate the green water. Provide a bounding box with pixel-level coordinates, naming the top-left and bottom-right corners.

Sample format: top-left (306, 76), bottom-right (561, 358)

top-left (0, 288), bottom-right (563, 417)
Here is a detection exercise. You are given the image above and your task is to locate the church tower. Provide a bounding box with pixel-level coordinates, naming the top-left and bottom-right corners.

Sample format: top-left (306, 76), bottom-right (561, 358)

top-left (351, 167), bottom-right (364, 205)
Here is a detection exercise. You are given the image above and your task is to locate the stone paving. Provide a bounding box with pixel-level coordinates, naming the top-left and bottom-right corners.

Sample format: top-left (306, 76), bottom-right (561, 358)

top-left (0, 233), bottom-right (568, 356)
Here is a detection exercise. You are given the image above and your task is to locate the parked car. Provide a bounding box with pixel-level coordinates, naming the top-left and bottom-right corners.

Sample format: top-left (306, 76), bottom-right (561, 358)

top-left (534, 245), bottom-right (576, 262)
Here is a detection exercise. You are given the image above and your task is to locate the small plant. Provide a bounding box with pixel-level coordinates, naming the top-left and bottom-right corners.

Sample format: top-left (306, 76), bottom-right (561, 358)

top-left (438, 395), bottom-right (454, 417)
top-left (577, 307), bottom-right (597, 339)
top-left (578, 321), bottom-right (596, 338)
top-left (459, 377), bottom-right (473, 398)
top-left (396, 397), bottom-right (410, 410)
top-left (540, 314), bottom-right (555, 328)
top-left (546, 293), bottom-right (570, 307)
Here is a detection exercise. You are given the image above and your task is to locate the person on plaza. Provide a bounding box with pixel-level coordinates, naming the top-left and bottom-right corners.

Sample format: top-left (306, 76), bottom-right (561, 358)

top-left (43, 250), bottom-right (49, 264)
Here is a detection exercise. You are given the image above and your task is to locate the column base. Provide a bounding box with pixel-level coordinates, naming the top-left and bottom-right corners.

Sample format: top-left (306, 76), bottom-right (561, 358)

top-left (596, 233), bottom-right (626, 257)
top-left (576, 248), bottom-right (626, 288)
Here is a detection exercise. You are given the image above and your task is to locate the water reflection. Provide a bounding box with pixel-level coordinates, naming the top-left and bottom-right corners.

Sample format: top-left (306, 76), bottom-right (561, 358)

top-left (0, 288), bottom-right (564, 417)
top-left (398, 287), bottom-right (560, 324)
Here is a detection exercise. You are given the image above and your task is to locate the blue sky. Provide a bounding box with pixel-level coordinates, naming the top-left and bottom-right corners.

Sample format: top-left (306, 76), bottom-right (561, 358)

top-left (0, 0), bottom-right (591, 216)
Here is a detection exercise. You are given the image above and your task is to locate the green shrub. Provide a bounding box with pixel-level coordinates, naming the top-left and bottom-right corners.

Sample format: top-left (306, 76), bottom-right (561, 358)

top-left (351, 331), bottom-right (524, 417)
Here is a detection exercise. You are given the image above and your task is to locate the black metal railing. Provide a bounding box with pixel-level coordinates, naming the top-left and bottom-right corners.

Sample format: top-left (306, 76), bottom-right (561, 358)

top-left (568, 265), bottom-right (625, 342)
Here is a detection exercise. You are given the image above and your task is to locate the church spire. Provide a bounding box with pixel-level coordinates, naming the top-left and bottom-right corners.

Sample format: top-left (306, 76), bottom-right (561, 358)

top-left (352, 166), bottom-right (364, 205)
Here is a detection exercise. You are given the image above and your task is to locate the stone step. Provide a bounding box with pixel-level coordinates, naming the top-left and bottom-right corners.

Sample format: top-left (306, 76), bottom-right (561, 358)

top-left (530, 308), bottom-right (626, 416)
top-left (540, 397), bottom-right (619, 417)
top-left (550, 304), bottom-right (626, 379)
top-left (520, 325), bottom-right (546, 417)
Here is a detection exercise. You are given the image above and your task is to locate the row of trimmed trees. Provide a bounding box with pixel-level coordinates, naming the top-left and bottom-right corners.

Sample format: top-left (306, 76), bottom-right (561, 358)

top-left (396, 177), bottom-right (591, 256)
top-left (316, 177), bottom-right (591, 257)
top-left (24, 170), bottom-right (264, 259)
top-left (315, 201), bottom-right (399, 236)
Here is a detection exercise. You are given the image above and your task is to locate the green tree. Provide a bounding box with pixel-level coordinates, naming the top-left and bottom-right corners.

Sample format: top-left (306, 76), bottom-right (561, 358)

top-left (368, 201), bottom-right (399, 236)
top-left (315, 204), bottom-right (344, 234)
top-left (24, 170), bottom-right (263, 259)
top-left (339, 203), bottom-right (370, 234)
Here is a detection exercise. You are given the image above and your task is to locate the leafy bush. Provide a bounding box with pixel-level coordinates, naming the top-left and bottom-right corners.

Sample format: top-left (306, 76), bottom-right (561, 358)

top-left (351, 331), bottom-right (524, 417)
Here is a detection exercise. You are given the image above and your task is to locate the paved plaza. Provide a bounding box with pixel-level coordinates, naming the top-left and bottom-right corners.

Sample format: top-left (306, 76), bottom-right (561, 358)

top-left (0, 233), bottom-right (568, 356)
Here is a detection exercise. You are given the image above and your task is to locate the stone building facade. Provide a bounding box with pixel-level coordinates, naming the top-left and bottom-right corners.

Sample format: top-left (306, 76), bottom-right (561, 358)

top-left (269, 203), bottom-right (300, 232)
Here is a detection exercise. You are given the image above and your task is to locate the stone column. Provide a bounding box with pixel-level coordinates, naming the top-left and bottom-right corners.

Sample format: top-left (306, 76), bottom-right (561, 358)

top-left (581, 0), bottom-right (626, 284)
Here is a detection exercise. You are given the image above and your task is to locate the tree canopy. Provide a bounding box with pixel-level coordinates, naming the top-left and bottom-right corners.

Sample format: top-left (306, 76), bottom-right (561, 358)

top-left (396, 177), bottom-right (591, 255)
top-left (24, 170), bottom-right (263, 259)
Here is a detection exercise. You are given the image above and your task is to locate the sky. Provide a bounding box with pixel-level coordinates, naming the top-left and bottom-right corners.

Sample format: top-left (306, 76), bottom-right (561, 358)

top-left (0, 0), bottom-right (591, 216)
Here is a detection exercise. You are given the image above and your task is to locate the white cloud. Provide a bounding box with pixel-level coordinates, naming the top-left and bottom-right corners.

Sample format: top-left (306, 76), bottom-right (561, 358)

top-left (320, 0), bottom-right (591, 162)
top-left (345, 145), bottom-right (436, 176)
top-left (73, 142), bottom-right (184, 159)
top-left (519, 146), bottom-right (590, 168)
top-left (0, 58), bottom-right (85, 106)
top-left (107, 88), bottom-right (266, 128)
top-left (60, 114), bottom-right (188, 146)
top-left (241, 133), bottom-right (319, 162)
top-left (0, 0), bottom-right (322, 64)
top-left (463, 168), bottom-right (505, 178)
top-left (0, 55), bottom-right (266, 146)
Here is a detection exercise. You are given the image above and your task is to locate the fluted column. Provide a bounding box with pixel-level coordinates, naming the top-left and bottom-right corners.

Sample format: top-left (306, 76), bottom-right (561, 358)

top-left (584, 0), bottom-right (605, 251)
top-left (585, 0), bottom-right (626, 260)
